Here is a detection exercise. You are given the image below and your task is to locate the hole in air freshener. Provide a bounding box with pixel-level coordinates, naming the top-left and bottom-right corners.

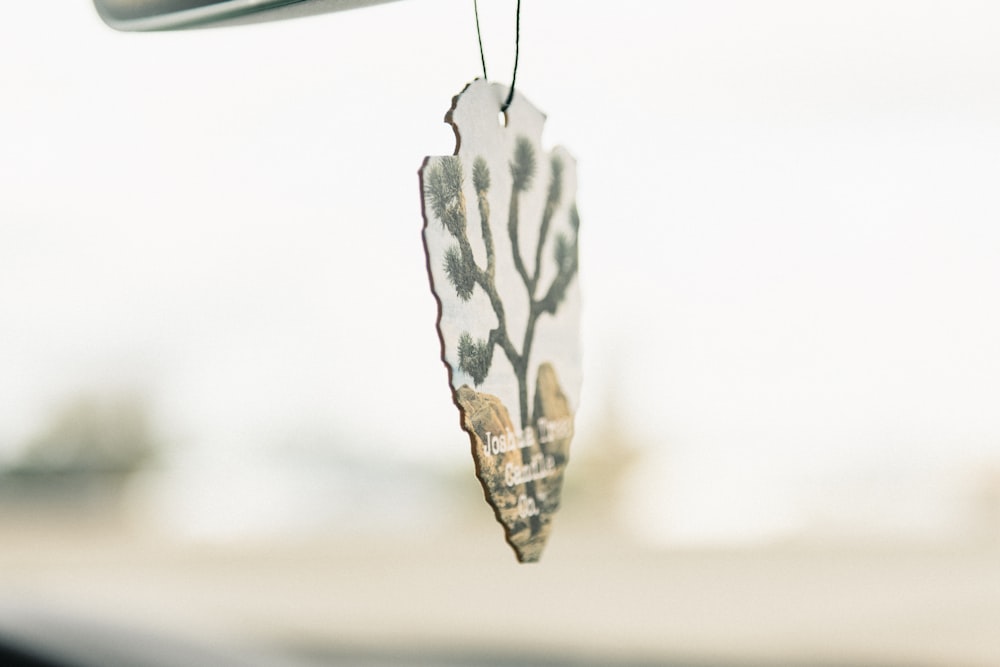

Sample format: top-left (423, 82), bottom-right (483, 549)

top-left (475, 0), bottom-right (517, 131)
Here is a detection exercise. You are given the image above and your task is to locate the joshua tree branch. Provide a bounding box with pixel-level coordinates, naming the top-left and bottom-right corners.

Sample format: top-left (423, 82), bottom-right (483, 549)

top-left (534, 260), bottom-right (577, 317)
top-left (473, 157), bottom-right (497, 280)
top-left (530, 156), bottom-right (563, 294)
top-left (532, 214), bottom-right (578, 318)
top-left (474, 271), bottom-right (520, 370)
top-left (508, 137), bottom-right (537, 294)
top-left (508, 193), bottom-right (532, 291)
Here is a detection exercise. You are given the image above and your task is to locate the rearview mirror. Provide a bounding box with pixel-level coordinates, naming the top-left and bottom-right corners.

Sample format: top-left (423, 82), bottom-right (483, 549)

top-left (93, 0), bottom-right (400, 31)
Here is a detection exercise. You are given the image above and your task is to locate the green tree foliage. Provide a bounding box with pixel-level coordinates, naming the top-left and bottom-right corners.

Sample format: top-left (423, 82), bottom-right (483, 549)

top-left (9, 394), bottom-right (158, 476)
top-left (444, 246), bottom-right (476, 301)
top-left (458, 332), bottom-right (493, 386)
top-left (510, 137), bottom-right (536, 192)
top-left (426, 138), bottom-right (579, 428)
top-left (425, 158), bottom-right (466, 237)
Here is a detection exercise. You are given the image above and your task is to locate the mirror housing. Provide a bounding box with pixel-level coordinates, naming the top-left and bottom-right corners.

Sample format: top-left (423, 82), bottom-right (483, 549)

top-left (94, 0), bottom-right (400, 31)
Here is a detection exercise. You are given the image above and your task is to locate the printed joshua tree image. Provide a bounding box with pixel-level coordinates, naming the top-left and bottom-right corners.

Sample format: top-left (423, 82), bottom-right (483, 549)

top-left (421, 80), bottom-right (582, 562)
top-left (425, 140), bottom-right (579, 430)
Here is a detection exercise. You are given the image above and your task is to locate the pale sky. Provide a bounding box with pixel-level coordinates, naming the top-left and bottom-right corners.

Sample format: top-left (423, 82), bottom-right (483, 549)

top-left (2, 1), bottom-right (1000, 545)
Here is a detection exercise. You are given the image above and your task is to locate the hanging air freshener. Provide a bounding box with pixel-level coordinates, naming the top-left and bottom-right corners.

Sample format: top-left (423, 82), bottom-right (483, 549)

top-left (420, 5), bottom-right (582, 563)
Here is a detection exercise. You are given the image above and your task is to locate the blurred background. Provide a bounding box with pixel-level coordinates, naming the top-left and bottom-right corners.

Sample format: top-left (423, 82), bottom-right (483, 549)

top-left (1, 1), bottom-right (999, 666)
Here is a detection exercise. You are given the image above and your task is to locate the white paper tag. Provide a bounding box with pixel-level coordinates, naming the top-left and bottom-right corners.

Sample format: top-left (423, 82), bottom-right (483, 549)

top-left (421, 80), bottom-right (582, 562)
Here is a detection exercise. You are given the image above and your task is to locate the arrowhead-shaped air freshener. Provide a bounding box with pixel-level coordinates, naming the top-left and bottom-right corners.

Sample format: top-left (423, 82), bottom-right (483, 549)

top-left (421, 80), bottom-right (582, 562)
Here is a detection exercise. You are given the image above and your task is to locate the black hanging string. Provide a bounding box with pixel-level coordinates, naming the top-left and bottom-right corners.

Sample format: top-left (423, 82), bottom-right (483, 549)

top-left (503, 0), bottom-right (520, 112)
top-left (473, 0), bottom-right (489, 81)
top-left (473, 0), bottom-right (521, 113)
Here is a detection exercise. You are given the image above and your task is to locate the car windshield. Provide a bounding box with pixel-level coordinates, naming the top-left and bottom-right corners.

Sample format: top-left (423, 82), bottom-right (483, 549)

top-left (1, 2), bottom-right (999, 666)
